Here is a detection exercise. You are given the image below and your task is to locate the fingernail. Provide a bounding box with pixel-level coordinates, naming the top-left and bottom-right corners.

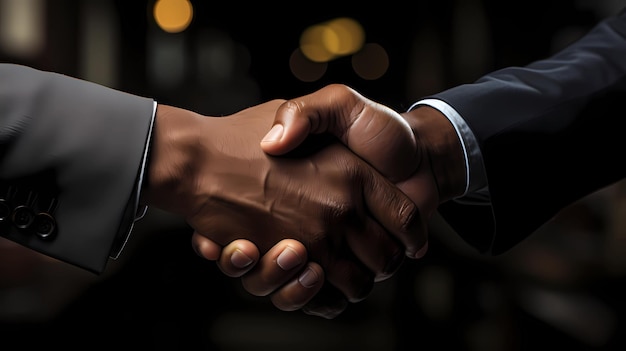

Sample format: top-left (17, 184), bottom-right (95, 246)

top-left (383, 250), bottom-right (405, 276)
top-left (231, 249), bottom-right (253, 268)
top-left (276, 247), bottom-right (302, 270)
top-left (262, 124), bottom-right (284, 143)
top-left (298, 267), bottom-right (320, 288)
top-left (413, 241), bottom-right (429, 259)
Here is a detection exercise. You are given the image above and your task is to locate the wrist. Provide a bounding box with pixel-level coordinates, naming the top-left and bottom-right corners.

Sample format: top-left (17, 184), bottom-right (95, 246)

top-left (142, 104), bottom-right (202, 213)
top-left (402, 106), bottom-right (466, 203)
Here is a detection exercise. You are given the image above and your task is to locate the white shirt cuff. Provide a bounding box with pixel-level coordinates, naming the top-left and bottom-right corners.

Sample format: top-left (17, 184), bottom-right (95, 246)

top-left (408, 99), bottom-right (490, 203)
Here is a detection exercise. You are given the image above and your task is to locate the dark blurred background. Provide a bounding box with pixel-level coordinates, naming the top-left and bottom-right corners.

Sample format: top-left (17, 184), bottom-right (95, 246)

top-left (1, 0), bottom-right (626, 350)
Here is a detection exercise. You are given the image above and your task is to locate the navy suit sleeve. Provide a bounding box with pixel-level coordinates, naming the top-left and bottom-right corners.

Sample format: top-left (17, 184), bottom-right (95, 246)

top-left (431, 10), bottom-right (626, 255)
top-left (0, 64), bottom-right (154, 273)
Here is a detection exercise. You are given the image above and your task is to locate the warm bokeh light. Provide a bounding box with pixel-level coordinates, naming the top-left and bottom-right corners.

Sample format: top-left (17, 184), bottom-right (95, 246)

top-left (79, 0), bottom-right (118, 88)
top-left (324, 17), bottom-right (364, 56)
top-left (295, 17), bottom-right (388, 82)
top-left (351, 43), bottom-right (389, 80)
top-left (299, 17), bottom-right (364, 63)
top-left (153, 0), bottom-right (193, 33)
top-left (289, 48), bottom-right (327, 82)
top-left (0, 0), bottom-right (45, 58)
top-left (300, 25), bottom-right (335, 63)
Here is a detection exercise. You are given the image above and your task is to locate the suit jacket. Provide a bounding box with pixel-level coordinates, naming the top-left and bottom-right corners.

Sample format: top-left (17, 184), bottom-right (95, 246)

top-left (0, 64), bottom-right (154, 273)
top-left (433, 9), bottom-right (626, 255)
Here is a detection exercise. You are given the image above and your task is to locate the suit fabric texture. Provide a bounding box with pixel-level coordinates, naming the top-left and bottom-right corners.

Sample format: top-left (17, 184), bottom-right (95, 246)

top-left (0, 64), bottom-right (154, 273)
top-left (435, 9), bottom-right (626, 255)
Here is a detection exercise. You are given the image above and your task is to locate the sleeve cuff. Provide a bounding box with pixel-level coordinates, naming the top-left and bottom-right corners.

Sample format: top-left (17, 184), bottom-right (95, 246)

top-left (409, 98), bottom-right (489, 201)
top-left (109, 100), bottom-right (157, 259)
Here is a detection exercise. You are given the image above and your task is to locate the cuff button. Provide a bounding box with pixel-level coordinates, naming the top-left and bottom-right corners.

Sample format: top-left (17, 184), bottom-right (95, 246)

top-left (12, 205), bottom-right (35, 230)
top-left (0, 200), bottom-right (10, 222)
top-left (35, 212), bottom-right (57, 239)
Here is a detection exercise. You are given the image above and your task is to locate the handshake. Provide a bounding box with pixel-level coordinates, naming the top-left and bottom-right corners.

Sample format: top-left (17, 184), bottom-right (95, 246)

top-left (1, 64), bottom-right (469, 321)
top-left (144, 84), bottom-right (467, 319)
top-left (4, 10), bottom-right (622, 321)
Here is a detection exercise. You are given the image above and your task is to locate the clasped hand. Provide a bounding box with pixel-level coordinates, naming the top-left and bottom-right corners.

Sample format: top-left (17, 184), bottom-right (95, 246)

top-left (146, 84), bottom-right (456, 318)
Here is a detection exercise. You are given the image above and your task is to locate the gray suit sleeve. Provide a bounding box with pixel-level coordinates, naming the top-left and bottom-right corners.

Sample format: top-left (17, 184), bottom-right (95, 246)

top-left (0, 64), bottom-right (155, 273)
top-left (431, 10), bottom-right (626, 255)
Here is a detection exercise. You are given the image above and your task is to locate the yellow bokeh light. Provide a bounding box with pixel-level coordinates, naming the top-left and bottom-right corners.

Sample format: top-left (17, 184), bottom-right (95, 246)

top-left (153, 0), bottom-right (193, 33)
top-left (300, 25), bottom-right (335, 62)
top-left (325, 17), bottom-right (364, 56)
top-left (299, 17), bottom-right (365, 63)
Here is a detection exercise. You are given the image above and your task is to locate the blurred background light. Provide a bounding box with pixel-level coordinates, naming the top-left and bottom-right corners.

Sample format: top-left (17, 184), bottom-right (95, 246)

top-left (0, 0), bottom-right (45, 58)
top-left (148, 31), bottom-right (186, 88)
top-left (351, 43), bottom-right (389, 80)
top-left (196, 29), bottom-right (240, 85)
top-left (299, 17), bottom-right (364, 63)
top-left (289, 48), bottom-right (327, 82)
top-left (324, 17), bottom-right (365, 56)
top-left (153, 0), bottom-right (193, 33)
top-left (79, 0), bottom-right (119, 88)
top-left (299, 24), bottom-right (335, 63)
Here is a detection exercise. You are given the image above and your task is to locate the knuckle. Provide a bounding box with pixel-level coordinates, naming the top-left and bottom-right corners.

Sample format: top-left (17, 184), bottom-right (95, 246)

top-left (396, 199), bottom-right (419, 234)
top-left (279, 99), bottom-right (303, 115)
top-left (320, 195), bottom-right (358, 226)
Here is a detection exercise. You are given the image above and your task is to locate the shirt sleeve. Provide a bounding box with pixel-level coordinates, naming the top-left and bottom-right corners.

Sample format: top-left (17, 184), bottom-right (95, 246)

top-left (409, 98), bottom-right (491, 205)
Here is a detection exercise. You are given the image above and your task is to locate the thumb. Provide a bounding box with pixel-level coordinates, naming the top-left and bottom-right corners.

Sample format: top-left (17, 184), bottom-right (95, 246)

top-left (260, 84), bottom-right (354, 156)
top-left (261, 84), bottom-right (418, 182)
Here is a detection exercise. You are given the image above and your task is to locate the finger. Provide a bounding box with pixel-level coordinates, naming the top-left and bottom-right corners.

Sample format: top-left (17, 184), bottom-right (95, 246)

top-left (301, 284), bottom-right (349, 319)
top-left (261, 84), bottom-right (418, 181)
top-left (362, 169), bottom-right (428, 259)
top-left (345, 216), bottom-right (406, 282)
top-left (269, 262), bottom-right (324, 312)
top-left (241, 239), bottom-right (309, 297)
top-left (323, 255), bottom-right (374, 303)
top-left (216, 239), bottom-right (261, 278)
top-left (390, 153), bottom-right (441, 259)
top-left (191, 232), bottom-right (223, 261)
